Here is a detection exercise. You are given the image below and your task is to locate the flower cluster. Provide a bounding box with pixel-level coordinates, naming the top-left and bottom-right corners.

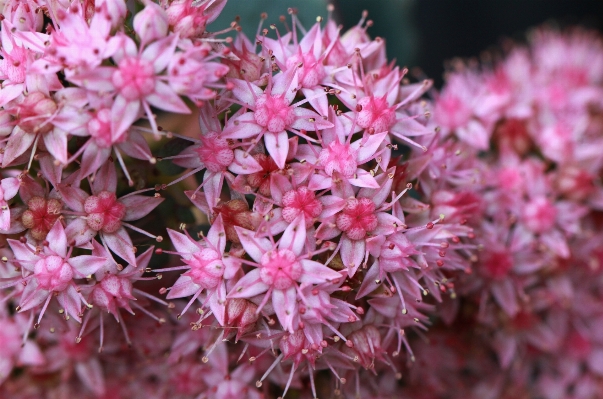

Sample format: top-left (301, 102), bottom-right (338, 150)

top-left (1, 0), bottom-right (602, 398)
top-left (400, 27), bottom-right (603, 398)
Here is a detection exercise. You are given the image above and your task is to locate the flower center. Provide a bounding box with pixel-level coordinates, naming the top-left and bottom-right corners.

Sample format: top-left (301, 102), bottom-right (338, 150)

top-left (34, 255), bottom-right (72, 292)
top-left (259, 249), bottom-right (302, 290)
top-left (287, 52), bottom-right (325, 88)
top-left (184, 248), bottom-right (223, 289)
top-left (254, 94), bottom-right (295, 133)
top-left (356, 95), bottom-right (395, 133)
top-left (318, 141), bottom-right (357, 178)
top-left (112, 57), bottom-right (156, 101)
top-left (336, 198), bottom-right (378, 240)
top-left (92, 274), bottom-right (134, 313)
top-left (281, 186), bottom-right (323, 224)
top-left (246, 154), bottom-right (279, 197)
top-left (84, 191), bottom-right (126, 234)
top-left (522, 196), bottom-right (557, 233)
top-left (21, 197), bottom-right (63, 241)
top-left (482, 250), bottom-right (513, 280)
top-left (197, 133), bottom-right (234, 172)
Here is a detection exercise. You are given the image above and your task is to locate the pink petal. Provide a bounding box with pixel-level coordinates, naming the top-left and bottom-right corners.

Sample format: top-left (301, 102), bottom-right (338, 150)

top-left (146, 81), bottom-right (190, 114)
top-left (271, 68), bottom-right (298, 101)
top-left (209, 282), bottom-right (227, 326)
top-left (103, 227), bottom-right (136, 266)
top-left (222, 112), bottom-right (264, 139)
top-left (7, 239), bottom-right (38, 265)
top-left (69, 255), bottom-right (107, 277)
top-left (65, 218), bottom-right (96, 248)
top-left (17, 341), bottom-right (45, 366)
top-left (308, 173), bottom-right (332, 191)
top-left (356, 261), bottom-right (382, 299)
top-left (272, 286), bottom-right (297, 333)
top-left (279, 215), bottom-right (306, 256)
top-left (228, 269), bottom-right (269, 299)
top-left (111, 95), bottom-right (140, 140)
top-left (228, 78), bottom-right (262, 108)
top-left (300, 259), bottom-right (342, 285)
top-left (491, 279), bottom-right (519, 317)
top-left (92, 162), bottom-right (117, 193)
top-left (0, 83), bottom-right (24, 107)
top-left (340, 236), bottom-right (365, 276)
top-left (2, 128), bottom-right (34, 167)
top-left (117, 130), bottom-right (153, 160)
top-left (46, 221), bottom-right (68, 257)
top-left (1, 177), bottom-right (20, 200)
top-left (301, 87), bottom-right (329, 116)
top-left (234, 226), bottom-right (272, 264)
top-left (291, 107), bottom-right (332, 131)
top-left (270, 174), bottom-right (293, 206)
top-left (167, 276), bottom-right (201, 299)
top-left (167, 228), bottom-right (200, 255)
top-left (228, 149), bottom-right (263, 175)
top-left (57, 285), bottom-right (82, 322)
top-left (207, 214), bottom-right (226, 254)
top-left (80, 142), bottom-right (111, 178)
top-left (120, 195), bottom-right (164, 221)
top-left (349, 168), bottom-right (380, 188)
top-left (223, 256), bottom-right (241, 280)
top-left (143, 34), bottom-right (178, 73)
top-left (58, 186), bottom-right (88, 213)
top-left (202, 170), bottom-right (223, 210)
top-left (353, 131), bottom-right (388, 163)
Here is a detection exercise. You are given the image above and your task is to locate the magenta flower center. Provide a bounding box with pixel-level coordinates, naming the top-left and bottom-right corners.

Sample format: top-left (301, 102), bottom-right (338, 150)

top-left (482, 250), bottom-right (513, 280)
top-left (522, 196), bottom-right (557, 233)
top-left (281, 186), bottom-right (323, 224)
top-left (356, 95), bottom-right (395, 133)
top-left (197, 133), bottom-right (234, 172)
top-left (112, 57), bottom-right (156, 101)
top-left (318, 141), bottom-right (357, 178)
top-left (287, 52), bottom-right (325, 88)
top-left (84, 191), bottom-right (127, 234)
top-left (92, 274), bottom-right (134, 312)
top-left (184, 248), bottom-right (224, 289)
top-left (259, 249), bottom-right (302, 290)
top-left (34, 255), bottom-right (73, 292)
top-left (336, 198), bottom-right (378, 240)
top-left (21, 196), bottom-right (63, 241)
top-left (254, 94), bottom-right (295, 133)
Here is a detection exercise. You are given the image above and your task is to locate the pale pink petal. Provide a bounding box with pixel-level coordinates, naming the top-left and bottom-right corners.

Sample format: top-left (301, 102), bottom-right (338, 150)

top-left (228, 269), bottom-right (269, 298)
top-left (353, 131), bottom-right (388, 163)
top-left (308, 173), bottom-right (332, 191)
top-left (18, 340), bottom-right (45, 366)
top-left (373, 213), bottom-right (403, 236)
top-left (65, 218), bottom-right (96, 248)
top-left (340, 236), bottom-right (365, 276)
top-left (46, 221), bottom-right (67, 257)
top-left (491, 279), bottom-right (519, 317)
top-left (222, 112), bottom-right (264, 139)
top-left (92, 162), bottom-right (118, 193)
top-left (301, 87), bottom-right (329, 116)
top-left (349, 168), bottom-right (380, 188)
top-left (58, 186), bottom-right (88, 213)
top-left (2, 128), bottom-right (34, 167)
top-left (142, 34), bottom-right (178, 72)
top-left (270, 174), bottom-right (293, 206)
top-left (146, 81), bottom-right (190, 114)
top-left (117, 130), bottom-right (153, 160)
top-left (223, 257), bottom-right (241, 280)
top-left (228, 78), bottom-right (262, 108)
top-left (300, 259), bottom-right (342, 285)
top-left (7, 239), bottom-right (38, 265)
top-left (356, 261), bottom-right (382, 299)
top-left (1, 177), bottom-right (20, 200)
top-left (167, 229), bottom-right (200, 255)
top-left (207, 214), bottom-right (226, 254)
top-left (167, 276), bottom-right (201, 299)
top-left (279, 215), bottom-right (306, 256)
top-left (228, 149), bottom-right (263, 175)
top-left (111, 95), bottom-right (140, 140)
top-left (120, 195), bottom-right (164, 221)
top-left (57, 285), bottom-right (82, 322)
top-left (80, 143), bottom-right (111, 178)
top-left (234, 226), bottom-right (272, 264)
top-left (103, 227), bottom-right (136, 266)
top-left (272, 286), bottom-right (297, 332)
top-left (69, 255), bottom-right (107, 277)
top-left (271, 68), bottom-right (298, 101)
top-left (209, 282), bottom-right (227, 325)
top-left (202, 170), bottom-right (223, 210)
top-left (0, 83), bottom-right (24, 107)
top-left (291, 107), bottom-right (332, 131)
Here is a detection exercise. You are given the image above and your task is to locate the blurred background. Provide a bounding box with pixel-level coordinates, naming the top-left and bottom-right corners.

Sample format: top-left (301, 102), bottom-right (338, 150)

top-left (212, 0), bottom-right (603, 87)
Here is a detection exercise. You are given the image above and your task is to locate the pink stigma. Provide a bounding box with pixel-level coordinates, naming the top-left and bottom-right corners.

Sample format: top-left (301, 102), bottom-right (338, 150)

top-left (34, 255), bottom-right (73, 291)
top-left (259, 249), bottom-right (302, 290)
top-left (281, 186), bottom-right (323, 224)
top-left (254, 94), bottom-right (295, 133)
top-left (356, 95), bottom-right (395, 133)
top-left (184, 248), bottom-right (224, 289)
top-left (522, 196), bottom-right (557, 233)
top-left (318, 141), bottom-right (357, 178)
top-left (84, 191), bottom-right (127, 233)
top-left (197, 133), bottom-right (234, 172)
top-left (112, 57), bottom-right (156, 101)
top-left (336, 198), bottom-right (378, 240)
